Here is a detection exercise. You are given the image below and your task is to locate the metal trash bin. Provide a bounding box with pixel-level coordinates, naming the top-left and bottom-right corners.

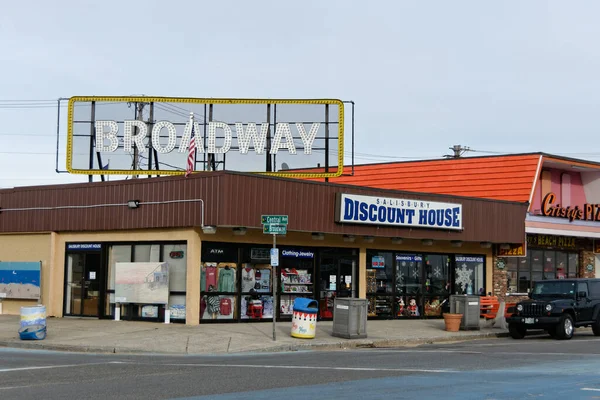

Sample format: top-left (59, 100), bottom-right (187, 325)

top-left (331, 298), bottom-right (368, 339)
top-left (449, 295), bottom-right (480, 330)
top-left (291, 298), bottom-right (319, 339)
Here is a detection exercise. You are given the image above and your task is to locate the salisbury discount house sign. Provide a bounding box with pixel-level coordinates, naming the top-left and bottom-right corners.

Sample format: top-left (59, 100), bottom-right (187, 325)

top-left (335, 193), bottom-right (463, 231)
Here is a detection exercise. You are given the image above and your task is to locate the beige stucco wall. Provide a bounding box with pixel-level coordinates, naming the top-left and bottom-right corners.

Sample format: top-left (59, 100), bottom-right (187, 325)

top-left (0, 233), bottom-right (53, 315)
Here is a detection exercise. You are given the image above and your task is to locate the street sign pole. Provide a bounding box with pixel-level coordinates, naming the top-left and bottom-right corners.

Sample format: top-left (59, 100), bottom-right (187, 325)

top-left (272, 233), bottom-right (277, 341)
top-left (261, 215), bottom-right (288, 341)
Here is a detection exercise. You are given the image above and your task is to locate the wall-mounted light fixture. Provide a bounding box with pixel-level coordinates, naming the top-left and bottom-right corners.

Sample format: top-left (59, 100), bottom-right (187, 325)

top-left (499, 243), bottom-right (511, 250)
top-left (343, 235), bottom-right (355, 243)
top-left (363, 236), bottom-right (375, 243)
top-left (202, 225), bottom-right (217, 235)
top-left (391, 237), bottom-right (403, 245)
top-left (127, 200), bottom-right (140, 209)
top-left (480, 241), bottom-right (492, 249)
top-left (312, 232), bottom-right (325, 241)
top-left (451, 240), bottom-right (463, 248)
top-left (421, 239), bottom-right (433, 246)
top-left (233, 227), bottom-right (247, 236)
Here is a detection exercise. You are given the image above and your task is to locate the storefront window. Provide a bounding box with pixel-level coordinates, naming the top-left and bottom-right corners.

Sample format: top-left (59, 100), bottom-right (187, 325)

top-left (568, 253), bottom-right (579, 278)
top-left (278, 249), bottom-right (315, 318)
top-left (201, 243), bottom-right (239, 321)
top-left (453, 255), bottom-right (483, 295)
top-left (366, 251), bottom-right (394, 318)
top-left (506, 250), bottom-right (579, 294)
top-left (239, 247), bottom-right (273, 320)
top-left (531, 250), bottom-right (543, 288)
top-left (395, 254), bottom-right (422, 318)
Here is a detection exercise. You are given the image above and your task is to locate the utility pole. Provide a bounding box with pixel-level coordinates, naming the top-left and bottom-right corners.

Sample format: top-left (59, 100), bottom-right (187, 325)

top-left (132, 102), bottom-right (146, 179)
top-left (445, 144), bottom-right (471, 159)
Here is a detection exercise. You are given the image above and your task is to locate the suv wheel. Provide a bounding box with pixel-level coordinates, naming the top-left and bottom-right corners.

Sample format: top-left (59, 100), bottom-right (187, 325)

top-left (509, 323), bottom-right (526, 339)
top-left (592, 318), bottom-right (600, 336)
top-left (555, 314), bottom-right (574, 340)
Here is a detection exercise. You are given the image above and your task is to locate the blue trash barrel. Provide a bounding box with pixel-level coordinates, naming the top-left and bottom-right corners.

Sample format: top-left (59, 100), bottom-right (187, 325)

top-left (19, 305), bottom-right (47, 340)
top-left (291, 298), bottom-right (319, 339)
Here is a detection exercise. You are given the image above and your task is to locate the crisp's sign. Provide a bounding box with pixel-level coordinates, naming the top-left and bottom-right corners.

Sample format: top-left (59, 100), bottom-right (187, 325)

top-left (66, 96), bottom-right (344, 178)
top-left (542, 192), bottom-right (600, 222)
top-left (335, 193), bottom-right (463, 230)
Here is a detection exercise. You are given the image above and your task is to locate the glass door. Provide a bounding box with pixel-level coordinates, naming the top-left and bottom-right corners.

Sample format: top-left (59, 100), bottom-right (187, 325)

top-left (318, 251), bottom-right (358, 319)
top-left (65, 252), bottom-right (101, 317)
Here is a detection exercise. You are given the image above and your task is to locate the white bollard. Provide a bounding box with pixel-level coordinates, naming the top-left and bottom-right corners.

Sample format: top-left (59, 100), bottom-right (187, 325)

top-left (114, 303), bottom-right (121, 321)
top-left (164, 309), bottom-right (170, 324)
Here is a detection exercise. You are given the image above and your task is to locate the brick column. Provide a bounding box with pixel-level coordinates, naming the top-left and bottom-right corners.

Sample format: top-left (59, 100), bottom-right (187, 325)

top-left (493, 256), bottom-right (508, 300)
top-left (580, 250), bottom-right (596, 279)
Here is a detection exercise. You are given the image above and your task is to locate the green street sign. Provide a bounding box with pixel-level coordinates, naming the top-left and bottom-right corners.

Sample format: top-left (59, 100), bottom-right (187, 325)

top-left (261, 215), bottom-right (289, 225)
top-left (263, 224), bottom-right (287, 235)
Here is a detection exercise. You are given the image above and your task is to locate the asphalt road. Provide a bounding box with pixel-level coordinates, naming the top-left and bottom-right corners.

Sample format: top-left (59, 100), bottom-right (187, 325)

top-left (2, 332), bottom-right (600, 399)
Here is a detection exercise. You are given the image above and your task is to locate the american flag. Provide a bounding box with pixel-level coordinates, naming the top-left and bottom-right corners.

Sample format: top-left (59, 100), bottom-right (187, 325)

top-left (185, 122), bottom-right (196, 177)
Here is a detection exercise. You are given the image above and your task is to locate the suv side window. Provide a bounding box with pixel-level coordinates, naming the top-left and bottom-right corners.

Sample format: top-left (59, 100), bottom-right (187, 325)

top-left (590, 281), bottom-right (600, 299)
top-left (578, 282), bottom-right (589, 298)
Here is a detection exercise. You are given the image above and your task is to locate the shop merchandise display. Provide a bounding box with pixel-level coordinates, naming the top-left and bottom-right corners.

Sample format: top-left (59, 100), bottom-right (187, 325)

top-left (217, 264), bottom-right (236, 293)
top-left (396, 296), bottom-right (420, 317)
top-left (241, 266), bottom-right (256, 293)
top-left (201, 263), bottom-right (237, 294)
top-left (424, 297), bottom-right (443, 317)
top-left (201, 293), bottom-right (236, 320)
top-left (241, 294), bottom-right (273, 319)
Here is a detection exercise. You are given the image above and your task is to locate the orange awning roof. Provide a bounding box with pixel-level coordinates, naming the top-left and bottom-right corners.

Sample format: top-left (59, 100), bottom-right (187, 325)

top-left (301, 154), bottom-right (542, 202)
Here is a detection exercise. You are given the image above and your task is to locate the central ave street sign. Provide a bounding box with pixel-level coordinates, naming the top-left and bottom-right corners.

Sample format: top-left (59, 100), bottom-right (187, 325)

top-left (261, 215), bottom-right (289, 225)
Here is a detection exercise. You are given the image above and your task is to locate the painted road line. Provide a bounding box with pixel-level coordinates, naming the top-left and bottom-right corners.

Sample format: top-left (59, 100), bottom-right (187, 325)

top-left (162, 363), bottom-right (458, 373)
top-left (365, 348), bottom-right (600, 357)
top-left (582, 388), bottom-right (600, 391)
top-left (0, 361), bottom-right (126, 373)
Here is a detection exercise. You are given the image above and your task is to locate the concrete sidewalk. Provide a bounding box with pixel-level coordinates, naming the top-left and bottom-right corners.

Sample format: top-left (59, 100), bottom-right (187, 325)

top-left (0, 315), bottom-right (508, 355)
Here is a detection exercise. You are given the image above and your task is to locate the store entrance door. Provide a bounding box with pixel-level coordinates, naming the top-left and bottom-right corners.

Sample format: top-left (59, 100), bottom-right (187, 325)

top-left (318, 252), bottom-right (358, 319)
top-left (64, 252), bottom-right (102, 317)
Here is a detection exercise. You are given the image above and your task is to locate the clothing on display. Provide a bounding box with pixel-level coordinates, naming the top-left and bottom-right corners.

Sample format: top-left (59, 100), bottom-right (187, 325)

top-left (218, 266), bottom-right (235, 292)
top-left (207, 294), bottom-right (220, 314)
top-left (205, 265), bottom-right (218, 291)
top-left (241, 267), bottom-right (256, 293)
top-left (219, 297), bottom-right (232, 315)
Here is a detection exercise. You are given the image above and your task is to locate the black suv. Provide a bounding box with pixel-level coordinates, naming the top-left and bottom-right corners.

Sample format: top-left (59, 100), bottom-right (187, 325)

top-left (506, 278), bottom-right (600, 340)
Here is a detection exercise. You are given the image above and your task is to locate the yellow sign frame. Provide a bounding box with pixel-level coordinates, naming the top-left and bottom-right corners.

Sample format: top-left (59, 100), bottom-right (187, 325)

top-left (67, 96), bottom-right (345, 178)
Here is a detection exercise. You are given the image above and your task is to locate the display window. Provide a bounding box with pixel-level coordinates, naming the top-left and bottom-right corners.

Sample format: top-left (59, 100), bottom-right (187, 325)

top-left (506, 249), bottom-right (580, 295)
top-left (366, 251), bottom-right (485, 319)
top-left (278, 250), bottom-right (315, 318)
top-left (453, 255), bottom-right (483, 295)
top-left (366, 251), bottom-right (394, 318)
top-left (201, 262), bottom-right (238, 321)
top-left (102, 242), bottom-right (187, 322)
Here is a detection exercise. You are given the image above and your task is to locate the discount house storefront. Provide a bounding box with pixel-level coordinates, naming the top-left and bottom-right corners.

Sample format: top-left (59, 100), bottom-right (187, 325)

top-left (0, 171), bottom-right (527, 325)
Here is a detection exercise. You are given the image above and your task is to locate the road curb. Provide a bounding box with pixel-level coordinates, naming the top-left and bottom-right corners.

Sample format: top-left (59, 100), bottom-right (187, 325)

top-left (0, 331), bottom-right (509, 355)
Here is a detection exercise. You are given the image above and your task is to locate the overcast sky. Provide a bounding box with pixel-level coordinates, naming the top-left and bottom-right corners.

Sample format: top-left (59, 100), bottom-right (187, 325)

top-left (1, 1), bottom-right (600, 188)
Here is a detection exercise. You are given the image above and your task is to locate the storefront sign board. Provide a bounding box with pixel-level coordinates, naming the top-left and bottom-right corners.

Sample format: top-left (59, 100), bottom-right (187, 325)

top-left (541, 192), bottom-right (600, 222)
top-left (66, 96), bottom-right (345, 178)
top-left (498, 243), bottom-right (526, 257)
top-left (336, 193), bottom-right (462, 230)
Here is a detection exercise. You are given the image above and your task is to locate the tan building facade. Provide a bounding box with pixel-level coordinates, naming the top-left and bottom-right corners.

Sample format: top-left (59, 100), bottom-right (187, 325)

top-left (0, 172), bottom-right (526, 325)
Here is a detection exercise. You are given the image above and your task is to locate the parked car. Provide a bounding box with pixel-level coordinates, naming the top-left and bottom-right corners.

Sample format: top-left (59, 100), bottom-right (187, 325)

top-left (506, 278), bottom-right (600, 340)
